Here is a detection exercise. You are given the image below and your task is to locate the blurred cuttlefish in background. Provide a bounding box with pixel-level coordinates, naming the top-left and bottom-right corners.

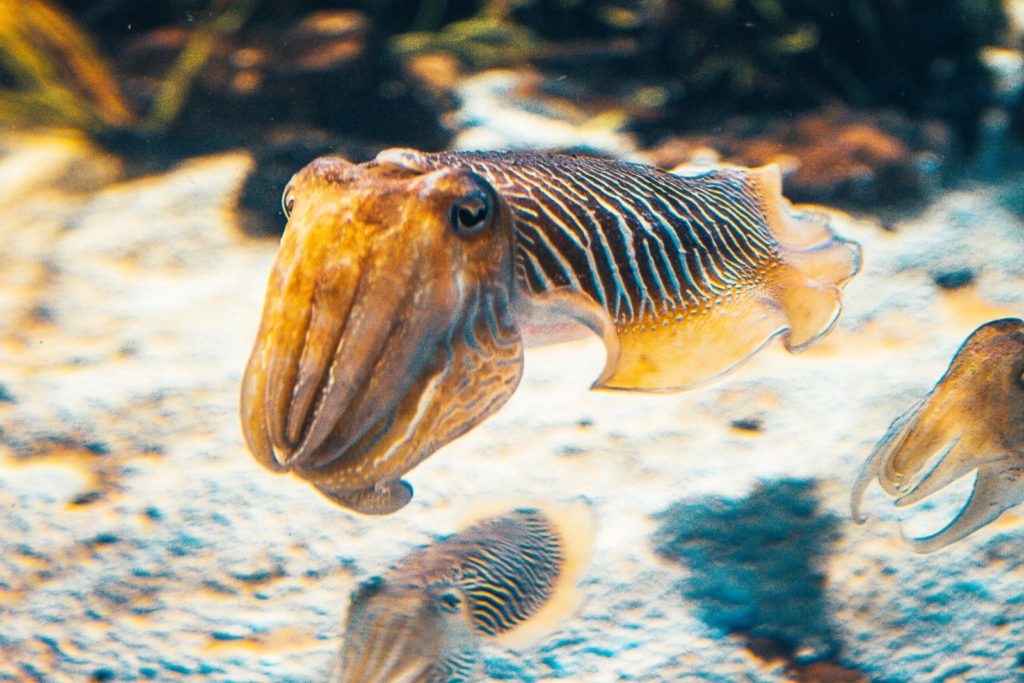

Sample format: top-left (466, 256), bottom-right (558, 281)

top-left (334, 501), bottom-right (593, 682)
top-left (852, 318), bottom-right (1024, 553)
top-left (240, 148), bottom-right (861, 513)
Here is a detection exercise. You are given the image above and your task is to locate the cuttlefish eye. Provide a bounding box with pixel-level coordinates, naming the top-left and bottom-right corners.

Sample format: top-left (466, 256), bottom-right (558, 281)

top-left (436, 590), bottom-right (463, 614)
top-left (281, 182), bottom-right (295, 219)
top-left (450, 184), bottom-right (494, 236)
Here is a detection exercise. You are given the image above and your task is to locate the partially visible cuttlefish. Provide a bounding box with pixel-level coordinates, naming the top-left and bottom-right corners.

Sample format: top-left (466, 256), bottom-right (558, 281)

top-left (852, 318), bottom-right (1024, 553)
top-left (334, 501), bottom-right (593, 682)
top-left (240, 149), bottom-right (861, 513)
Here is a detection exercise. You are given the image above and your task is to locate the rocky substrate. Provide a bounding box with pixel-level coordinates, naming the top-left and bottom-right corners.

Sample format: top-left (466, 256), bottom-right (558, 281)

top-left (1, 130), bottom-right (1023, 682)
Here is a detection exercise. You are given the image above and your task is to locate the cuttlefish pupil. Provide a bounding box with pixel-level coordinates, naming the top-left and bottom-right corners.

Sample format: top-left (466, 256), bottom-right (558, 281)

top-left (241, 148), bottom-right (861, 514)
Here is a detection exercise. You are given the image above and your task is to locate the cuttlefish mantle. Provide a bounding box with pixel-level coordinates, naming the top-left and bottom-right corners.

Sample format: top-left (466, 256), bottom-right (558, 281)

top-left (852, 318), bottom-right (1024, 553)
top-left (240, 149), bottom-right (861, 514)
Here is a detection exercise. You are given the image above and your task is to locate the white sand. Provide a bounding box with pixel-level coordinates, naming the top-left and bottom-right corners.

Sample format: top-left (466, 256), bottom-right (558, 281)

top-left (0, 131), bottom-right (1021, 682)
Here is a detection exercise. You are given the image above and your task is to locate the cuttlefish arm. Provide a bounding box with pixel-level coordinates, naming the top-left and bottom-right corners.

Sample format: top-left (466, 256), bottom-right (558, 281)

top-left (852, 318), bottom-right (1024, 552)
top-left (335, 501), bottom-right (593, 682)
top-left (240, 154), bottom-right (524, 514)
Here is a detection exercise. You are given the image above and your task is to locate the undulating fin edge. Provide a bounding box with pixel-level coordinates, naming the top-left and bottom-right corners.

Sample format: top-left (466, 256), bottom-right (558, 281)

top-left (594, 163), bottom-right (861, 392)
top-left (747, 164), bottom-right (861, 350)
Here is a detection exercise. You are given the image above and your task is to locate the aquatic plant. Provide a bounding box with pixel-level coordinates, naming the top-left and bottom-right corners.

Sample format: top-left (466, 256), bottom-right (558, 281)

top-left (392, 15), bottom-right (543, 67)
top-left (140, 0), bottom-right (260, 134)
top-left (0, 0), bottom-right (133, 133)
top-left (390, 0), bottom-right (1007, 142)
top-left (389, 0), bottom-right (645, 68)
top-left (0, 0), bottom-right (258, 136)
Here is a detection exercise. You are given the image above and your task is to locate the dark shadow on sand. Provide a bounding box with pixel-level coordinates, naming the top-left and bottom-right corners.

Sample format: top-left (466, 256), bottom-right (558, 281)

top-left (653, 478), bottom-right (845, 666)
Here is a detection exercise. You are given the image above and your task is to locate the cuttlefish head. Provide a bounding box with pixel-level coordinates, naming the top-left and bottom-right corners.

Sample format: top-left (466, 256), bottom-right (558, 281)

top-left (336, 576), bottom-right (478, 683)
top-left (240, 151), bottom-right (524, 514)
top-left (852, 318), bottom-right (1024, 552)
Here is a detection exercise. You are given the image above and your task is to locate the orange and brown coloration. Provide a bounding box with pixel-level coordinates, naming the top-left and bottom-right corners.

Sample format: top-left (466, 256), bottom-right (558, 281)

top-left (852, 318), bottom-right (1024, 552)
top-left (240, 148), bottom-right (860, 513)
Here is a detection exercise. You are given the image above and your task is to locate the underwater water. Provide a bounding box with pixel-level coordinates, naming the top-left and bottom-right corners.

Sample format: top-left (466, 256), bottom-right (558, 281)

top-left (1, 1), bottom-right (1024, 681)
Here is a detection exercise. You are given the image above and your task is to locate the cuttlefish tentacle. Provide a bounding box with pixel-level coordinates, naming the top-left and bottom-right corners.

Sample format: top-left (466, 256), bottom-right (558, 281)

top-left (241, 149), bottom-right (860, 513)
top-left (321, 480), bottom-right (415, 517)
top-left (240, 155), bottom-right (523, 514)
top-left (339, 576), bottom-right (479, 683)
top-left (907, 465), bottom-right (1024, 554)
top-left (298, 281), bottom-right (523, 512)
top-left (852, 318), bottom-right (1024, 552)
top-left (335, 501), bottom-right (594, 682)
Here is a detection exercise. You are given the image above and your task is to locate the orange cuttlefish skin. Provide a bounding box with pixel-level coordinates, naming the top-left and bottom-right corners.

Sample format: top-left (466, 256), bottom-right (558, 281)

top-left (240, 148), bottom-right (861, 514)
top-left (852, 318), bottom-right (1024, 552)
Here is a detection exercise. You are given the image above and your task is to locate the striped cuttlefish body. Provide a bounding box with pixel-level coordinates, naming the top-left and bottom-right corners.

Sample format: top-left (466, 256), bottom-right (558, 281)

top-left (240, 149), bottom-right (861, 514)
top-left (853, 318), bottom-right (1024, 552)
top-left (335, 503), bottom-right (593, 682)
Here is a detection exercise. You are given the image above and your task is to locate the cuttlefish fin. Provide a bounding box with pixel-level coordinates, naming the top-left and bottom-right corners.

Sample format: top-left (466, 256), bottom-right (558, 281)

top-left (517, 288), bottom-right (621, 382)
top-left (482, 500), bottom-right (595, 649)
top-left (598, 291), bottom-right (789, 391)
top-left (592, 164), bottom-right (859, 392)
top-left (753, 163), bottom-right (860, 351)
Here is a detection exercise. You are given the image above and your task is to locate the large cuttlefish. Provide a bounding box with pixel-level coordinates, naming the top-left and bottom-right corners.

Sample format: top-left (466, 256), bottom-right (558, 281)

top-left (240, 149), bottom-right (861, 513)
top-left (334, 502), bottom-right (593, 682)
top-left (852, 318), bottom-right (1024, 552)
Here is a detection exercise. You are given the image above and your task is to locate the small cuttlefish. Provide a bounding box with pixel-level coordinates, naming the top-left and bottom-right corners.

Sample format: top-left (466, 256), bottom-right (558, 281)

top-left (240, 149), bottom-right (861, 513)
top-left (333, 501), bottom-right (593, 683)
top-left (852, 318), bottom-right (1024, 553)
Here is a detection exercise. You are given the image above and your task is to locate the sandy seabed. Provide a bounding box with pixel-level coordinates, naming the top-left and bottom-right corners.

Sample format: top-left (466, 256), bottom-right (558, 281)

top-left (0, 131), bottom-right (1022, 682)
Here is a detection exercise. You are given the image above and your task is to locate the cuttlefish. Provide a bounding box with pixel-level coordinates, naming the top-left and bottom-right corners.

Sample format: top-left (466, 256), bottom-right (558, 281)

top-left (334, 502), bottom-right (593, 682)
top-left (852, 318), bottom-right (1024, 552)
top-left (240, 149), bottom-right (861, 513)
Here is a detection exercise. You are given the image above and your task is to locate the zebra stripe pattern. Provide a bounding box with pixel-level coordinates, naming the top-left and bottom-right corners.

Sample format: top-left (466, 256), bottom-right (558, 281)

top-left (456, 509), bottom-right (563, 636)
top-left (396, 508), bottom-right (565, 637)
top-left (421, 151), bottom-right (781, 327)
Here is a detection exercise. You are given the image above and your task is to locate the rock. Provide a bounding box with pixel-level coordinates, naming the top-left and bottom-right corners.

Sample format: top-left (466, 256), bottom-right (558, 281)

top-left (933, 269), bottom-right (975, 290)
top-left (644, 108), bottom-right (953, 209)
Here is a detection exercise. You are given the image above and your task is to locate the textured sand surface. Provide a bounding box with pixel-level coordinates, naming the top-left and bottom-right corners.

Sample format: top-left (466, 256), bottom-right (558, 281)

top-left (1, 131), bottom-right (1022, 682)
